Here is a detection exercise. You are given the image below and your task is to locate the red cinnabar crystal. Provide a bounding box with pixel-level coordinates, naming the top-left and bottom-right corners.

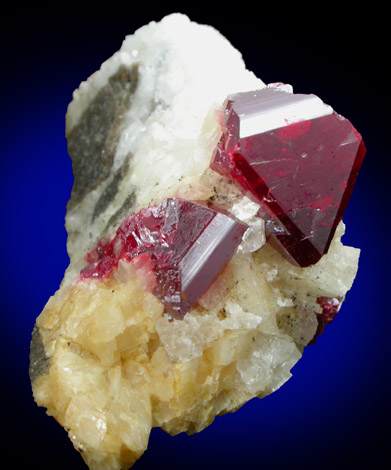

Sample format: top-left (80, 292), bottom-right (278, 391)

top-left (80, 199), bottom-right (247, 317)
top-left (211, 84), bottom-right (366, 267)
top-left (310, 296), bottom-right (343, 344)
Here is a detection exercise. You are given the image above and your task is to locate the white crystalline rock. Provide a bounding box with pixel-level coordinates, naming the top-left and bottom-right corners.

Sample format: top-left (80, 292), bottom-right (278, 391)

top-left (64, 13), bottom-right (263, 280)
top-left (156, 299), bottom-right (263, 364)
top-left (231, 196), bottom-right (266, 254)
top-left (156, 313), bottom-right (223, 363)
top-left (259, 222), bottom-right (359, 299)
top-left (236, 334), bottom-right (301, 395)
top-left (30, 13), bottom-right (361, 470)
top-left (231, 196), bottom-right (261, 222)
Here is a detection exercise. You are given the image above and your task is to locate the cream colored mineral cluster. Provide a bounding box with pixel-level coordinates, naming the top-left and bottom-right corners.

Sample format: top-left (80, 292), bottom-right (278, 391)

top-left (30, 13), bottom-right (360, 470)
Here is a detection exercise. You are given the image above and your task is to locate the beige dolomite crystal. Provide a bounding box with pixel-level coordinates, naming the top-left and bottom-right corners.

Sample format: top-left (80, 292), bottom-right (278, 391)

top-left (29, 13), bottom-right (360, 470)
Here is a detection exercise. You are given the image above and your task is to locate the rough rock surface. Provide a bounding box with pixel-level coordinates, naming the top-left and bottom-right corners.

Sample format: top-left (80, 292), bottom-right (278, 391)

top-left (30, 13), bottom-right (360, 470)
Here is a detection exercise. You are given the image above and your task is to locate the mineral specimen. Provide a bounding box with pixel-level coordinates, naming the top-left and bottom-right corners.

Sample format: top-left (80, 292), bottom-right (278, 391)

top-left (30, 13), bottom-right (365, 470)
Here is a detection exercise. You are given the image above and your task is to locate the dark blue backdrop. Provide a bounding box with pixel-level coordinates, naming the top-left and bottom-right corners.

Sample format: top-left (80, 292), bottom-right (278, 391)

top-left (1, 5), bottom-right (389, 469)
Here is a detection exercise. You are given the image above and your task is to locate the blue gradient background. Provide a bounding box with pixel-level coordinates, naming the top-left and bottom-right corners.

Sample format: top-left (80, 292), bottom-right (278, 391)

top-left (1, 5), bottom-right (389, 469)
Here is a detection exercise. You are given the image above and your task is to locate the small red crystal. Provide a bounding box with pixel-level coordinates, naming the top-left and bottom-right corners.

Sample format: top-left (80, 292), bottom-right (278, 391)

top-left (211, 84), bottom-right (366, 267)
top-left (80, 199), bottom-right (247, 317)
top-left (310, 296), bottom-right (343, 344)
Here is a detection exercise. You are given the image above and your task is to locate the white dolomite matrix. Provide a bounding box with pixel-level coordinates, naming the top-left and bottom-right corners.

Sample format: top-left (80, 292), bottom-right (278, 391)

top-left (64, 13), bottom-right (263, 280)
top-left (29, 13), bottom-right (361, 470)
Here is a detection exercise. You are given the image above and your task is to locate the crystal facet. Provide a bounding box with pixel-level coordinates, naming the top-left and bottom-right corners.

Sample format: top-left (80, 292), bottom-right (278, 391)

top-left (81, 199), bottom-right (247, 317)
top-left (211, 84), bottom-right (366, 267)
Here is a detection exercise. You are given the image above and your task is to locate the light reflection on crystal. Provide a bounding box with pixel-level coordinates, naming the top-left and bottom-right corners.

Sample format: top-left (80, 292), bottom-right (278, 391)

top-left (80, 199), bottom-right (247, 317)
top-left (211, 83), bottom-right (366, 267)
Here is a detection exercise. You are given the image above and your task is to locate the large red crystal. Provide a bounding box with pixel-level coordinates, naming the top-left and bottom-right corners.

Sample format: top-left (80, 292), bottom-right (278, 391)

top-left (211, 84), bottom-right (366, 267)
top-left (80, 199), bottom-right (247, 317)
